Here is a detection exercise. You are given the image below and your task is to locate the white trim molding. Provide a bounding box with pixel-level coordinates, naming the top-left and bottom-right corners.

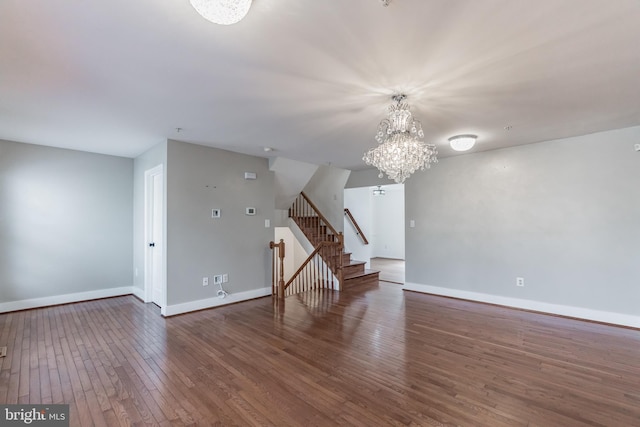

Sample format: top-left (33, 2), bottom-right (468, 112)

top-left (0, 287), bottom-right (134, 314)
top-left (403, 282), bottom-right (640, 329)
top-left (132, 286), bottom-right (145, 301)
top-left (163, 287), bottom-right (272, 317)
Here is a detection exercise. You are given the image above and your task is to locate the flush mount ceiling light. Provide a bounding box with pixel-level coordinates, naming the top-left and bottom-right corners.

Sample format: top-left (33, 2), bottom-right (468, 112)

top-left (363, 94), bottom-right (438, 184)
top-left (449, 134), bottom-right (477, 152)
top-left (190, 0), bottom-right (252, 25)
top-left (373, 185), bottom-right (386, 196)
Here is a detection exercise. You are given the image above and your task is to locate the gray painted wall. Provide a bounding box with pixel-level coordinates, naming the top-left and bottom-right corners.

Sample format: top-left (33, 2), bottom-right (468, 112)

top-left (0, 139), bottom-right (133, 302)
top-left (132, 142), bottom-right (167, 294)
top-left (406, 126), bottom-right (640, 316)
top-left (269, 157), bottom-right (318, 209)
top-left (166, 140), bottom-right (274, 306)
top-left (302, 165), bottom-right (351, 233)
top-left (346, 168), bottom-right (392, 189)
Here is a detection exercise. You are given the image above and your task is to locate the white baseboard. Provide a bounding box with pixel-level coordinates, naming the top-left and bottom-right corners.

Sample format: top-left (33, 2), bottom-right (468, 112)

top-left (163, 287), bottom-right (272, 317)
top-left (0, 287), bottom-right (134, 314)
top-left (131, 286), bottom-right (145, 301)
top-left (403, 282), bottom-right (640, 329)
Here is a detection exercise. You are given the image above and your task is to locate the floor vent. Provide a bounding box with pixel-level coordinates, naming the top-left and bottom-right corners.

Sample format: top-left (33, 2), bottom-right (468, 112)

top-left (0, 346), bottom-right (6, 357)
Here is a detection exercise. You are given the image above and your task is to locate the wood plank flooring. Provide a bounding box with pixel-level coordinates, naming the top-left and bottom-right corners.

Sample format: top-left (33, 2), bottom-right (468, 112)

top-left (370, 257), bottom-right (405, 284)
top-left (1, 282), bottom-right (640, 426)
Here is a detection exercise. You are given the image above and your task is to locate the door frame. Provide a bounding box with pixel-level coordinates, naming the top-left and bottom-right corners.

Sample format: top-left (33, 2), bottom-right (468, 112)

top-left (144, 164), bottom-right (166, 311)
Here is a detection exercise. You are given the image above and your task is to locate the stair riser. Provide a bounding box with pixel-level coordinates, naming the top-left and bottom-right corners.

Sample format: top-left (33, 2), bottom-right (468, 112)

top-left (344, 273), bottom-right (379, 287)
top-left (329, 254), bottom-right (351, 264)
top-left (343, 264), bottom-right (365, 276)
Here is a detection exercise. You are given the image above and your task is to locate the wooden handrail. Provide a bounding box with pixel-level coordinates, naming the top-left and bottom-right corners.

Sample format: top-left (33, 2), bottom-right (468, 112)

top-left (283, 240), bottom-right (341, 295)
top-left (279, 192), bottom-right (345, 297)
top-left (270, 238), bottom-right (341, 299)
top-left (344, 208), bottom-right (369, 245)
top-left (284, 241), bottom-right (331, 290)
top-left (299, 192), bottom-right (340, 238)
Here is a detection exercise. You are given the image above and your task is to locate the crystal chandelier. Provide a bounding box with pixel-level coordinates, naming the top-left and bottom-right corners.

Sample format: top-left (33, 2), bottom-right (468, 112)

top-left (363, 95), bottom-right (438, 183)
top-left (190, 0), bottom-right (252, 25)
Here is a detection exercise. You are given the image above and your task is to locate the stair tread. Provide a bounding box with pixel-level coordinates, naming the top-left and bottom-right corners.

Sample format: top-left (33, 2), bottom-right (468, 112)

top-left (343, 269), bottom-right (379, 280)
top-left (345, 260), bottom-right (366, 266)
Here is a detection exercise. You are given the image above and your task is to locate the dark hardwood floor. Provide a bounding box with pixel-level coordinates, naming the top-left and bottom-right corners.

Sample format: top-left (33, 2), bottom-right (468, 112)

top-left (1, 282), bottom-right (639, 426)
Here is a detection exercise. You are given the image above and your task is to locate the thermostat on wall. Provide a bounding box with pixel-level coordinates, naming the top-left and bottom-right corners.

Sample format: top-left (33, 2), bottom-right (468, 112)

top-left (246, 207), bottom-right (256, 216)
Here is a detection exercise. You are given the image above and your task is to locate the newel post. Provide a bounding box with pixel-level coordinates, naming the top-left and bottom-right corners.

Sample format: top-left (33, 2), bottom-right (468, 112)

top-left (276, 239), bottom-right (285, 299)
top-left (270, 239), bottom-right (286, 298)
top-left (337, 232), bottom-right (344, 285)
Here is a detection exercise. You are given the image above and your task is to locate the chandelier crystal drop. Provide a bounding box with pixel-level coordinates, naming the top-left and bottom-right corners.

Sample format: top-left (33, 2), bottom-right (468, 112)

top-left (190, 0), bottom-right (252, 25)
top-left (363, 95), bottom-right (438, 183)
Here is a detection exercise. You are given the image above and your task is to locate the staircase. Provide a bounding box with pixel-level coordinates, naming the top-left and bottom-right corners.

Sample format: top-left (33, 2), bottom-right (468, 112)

top-left (291, 195), bottom-right (379, 289)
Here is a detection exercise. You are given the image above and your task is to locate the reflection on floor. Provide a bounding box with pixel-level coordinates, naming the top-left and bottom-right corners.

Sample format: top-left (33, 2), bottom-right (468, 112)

top-left (370, 257), bottom-right (404, 284)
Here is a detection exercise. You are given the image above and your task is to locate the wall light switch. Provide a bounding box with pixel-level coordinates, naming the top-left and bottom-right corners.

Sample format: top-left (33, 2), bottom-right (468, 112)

top-left (212, 209), bottom-right (221, 218)
top-left (244, 172), bottom-right (257, 180)
top-left (409, 220), bottom-right (415, 228)
top-left (265, 219), bottom-right (270, 228)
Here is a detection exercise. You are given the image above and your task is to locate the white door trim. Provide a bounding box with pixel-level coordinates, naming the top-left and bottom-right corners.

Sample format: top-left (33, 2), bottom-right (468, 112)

top-left (144, 164), bottom-right (165, 309)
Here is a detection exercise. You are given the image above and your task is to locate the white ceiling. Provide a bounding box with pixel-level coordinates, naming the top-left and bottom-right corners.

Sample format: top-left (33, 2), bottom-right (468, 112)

top-left (2, 0), bottom-right (640, 170)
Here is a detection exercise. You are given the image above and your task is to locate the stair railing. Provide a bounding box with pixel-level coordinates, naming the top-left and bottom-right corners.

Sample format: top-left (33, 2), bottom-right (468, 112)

top-left (268, 192), bottom-right (344, 298)
top-left (344, 208), bottom-right (369, 245)
top-left (290, 192), bottom-right (340, 245)
top-left (281, 241), bottom-right (341, 297)
top-left (269, 238), bottom-right (343, 298)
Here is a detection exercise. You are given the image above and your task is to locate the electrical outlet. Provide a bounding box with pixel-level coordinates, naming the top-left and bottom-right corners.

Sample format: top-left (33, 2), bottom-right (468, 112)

top-left (202, 277), bottom-right (209, 286)
top-left (516, 277), bottom-right (524, 287)
top-left (222, 274), bottom-right (228, 283)
top-left (214, 275), bottom-right (223, 285)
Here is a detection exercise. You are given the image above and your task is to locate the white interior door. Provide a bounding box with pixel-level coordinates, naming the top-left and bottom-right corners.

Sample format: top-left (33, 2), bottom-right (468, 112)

top-left (145, 165), bottom-right (164, 309)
